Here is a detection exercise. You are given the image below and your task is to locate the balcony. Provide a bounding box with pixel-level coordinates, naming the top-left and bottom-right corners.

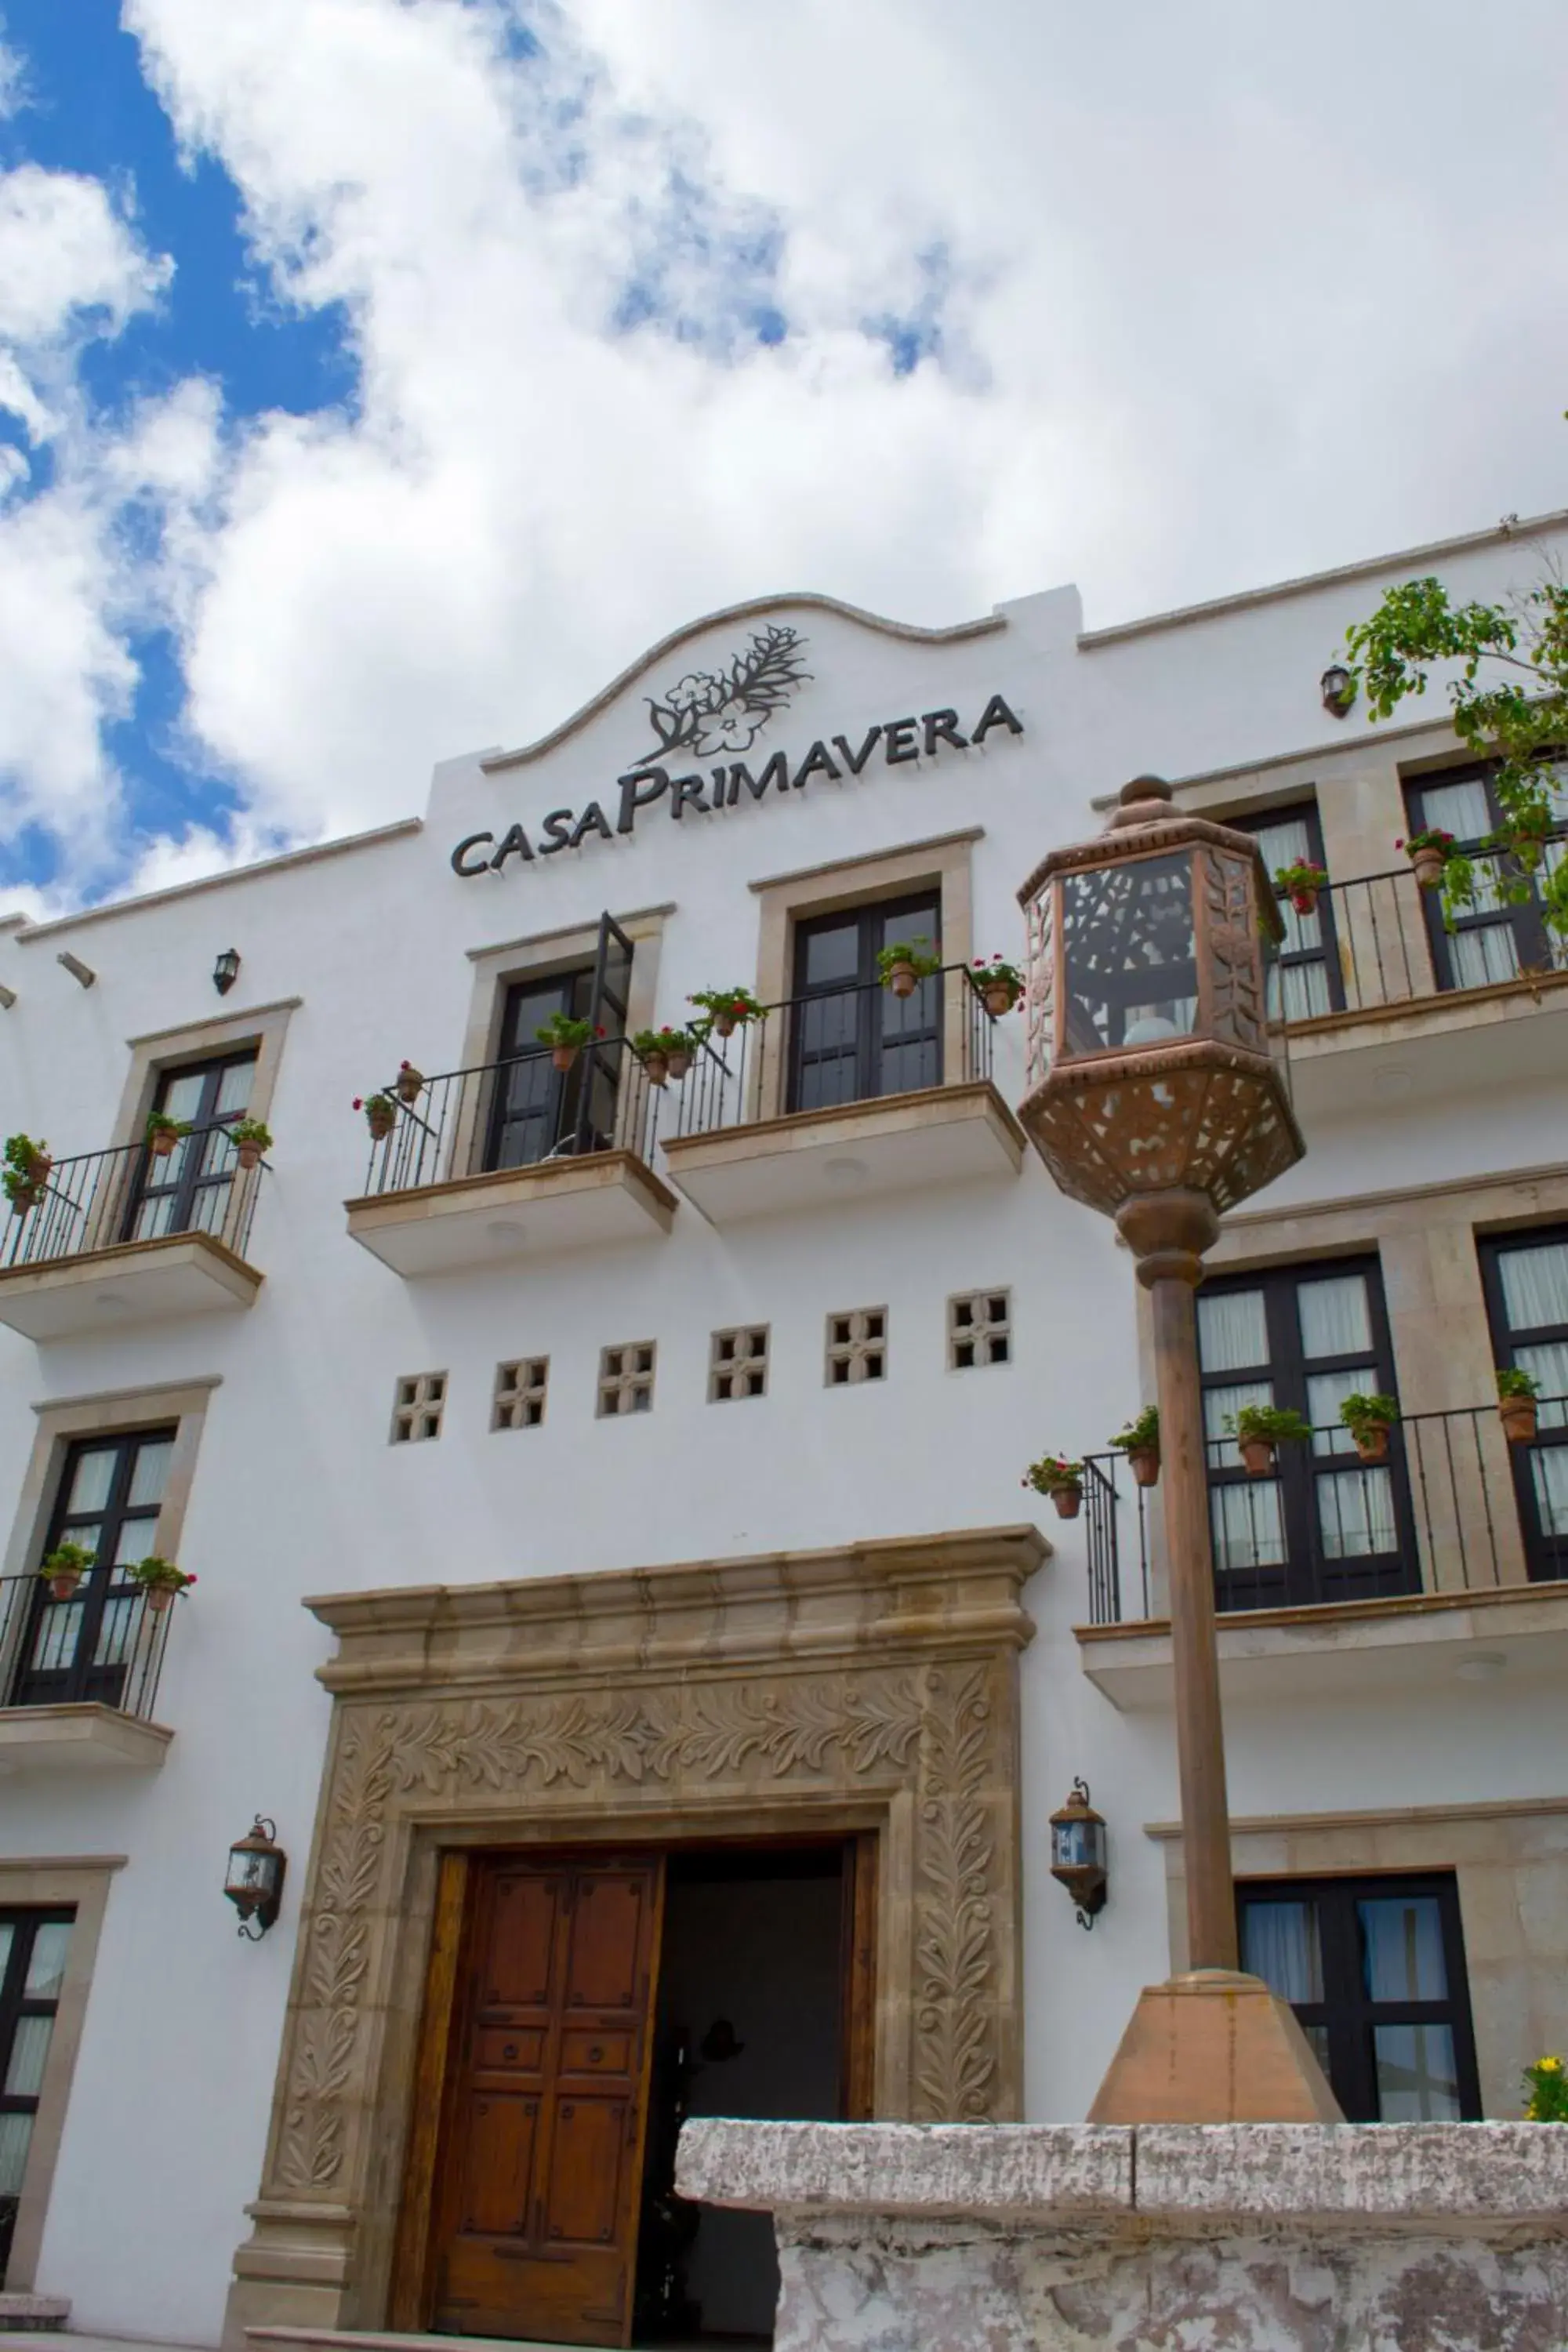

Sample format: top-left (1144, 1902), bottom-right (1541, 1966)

top-left (658, 966), bottom-right (1024, 1224)
top-left (1269, 852), bottom-right (1568, 1117)
top-left (0, 1569), bottom-right (175, 1773)
top-left (1072, 1401), bottom-right (1568, 1708)
top-left (0, 1131), bottom-right (267, 1341)
top-left (344, 1036), bottom-right (677, 1277)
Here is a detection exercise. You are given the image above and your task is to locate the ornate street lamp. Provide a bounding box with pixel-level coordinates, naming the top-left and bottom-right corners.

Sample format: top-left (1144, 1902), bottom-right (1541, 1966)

top-left (1049, 1779), bottom-right (1109, 1929)
top-left (1018, 776), bottom-right (1340, 2122)
top-left (224, 1817), bottom-right (287, 1940)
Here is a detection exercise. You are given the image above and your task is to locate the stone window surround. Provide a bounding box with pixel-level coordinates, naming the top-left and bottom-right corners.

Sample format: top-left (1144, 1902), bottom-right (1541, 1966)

top-left (1, 1378), bottom-right (220, 1593)
top-left (948, 1287), bottom-right (1011, 1371)
top-left (108, 1000), bottom-right (300, 1157)
top-left (597, 1340), bottom-right (656, 1415)
top-left (389, 1372), bottom-right (447, 1444)
top-left (220, 1524), bottom-right (1043, 2350)
top-left (0, 1856), bottom-right (122, 2290)
top-left (708, 1324), bottom-right (769, 1402)
top-left (1129, 1163), bottom-right (1568, 1609)
top-left (747, 829), bottom-right (979, 1122)
top-left (826, 1305), bottom-right (889, 1385)
top-left (491, 1357), bottom-right (548, 1432)
top-left (1149, 1797), bottom-right (1568, 2119)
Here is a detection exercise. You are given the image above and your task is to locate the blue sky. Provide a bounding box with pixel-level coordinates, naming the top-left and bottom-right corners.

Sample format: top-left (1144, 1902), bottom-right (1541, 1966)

top-left (1, 0), bottom-right (1566, 916)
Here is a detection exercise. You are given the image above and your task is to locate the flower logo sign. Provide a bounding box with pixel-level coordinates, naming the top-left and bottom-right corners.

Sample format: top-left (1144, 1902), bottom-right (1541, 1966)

top-left (644, 624), bottom-right (811, 760)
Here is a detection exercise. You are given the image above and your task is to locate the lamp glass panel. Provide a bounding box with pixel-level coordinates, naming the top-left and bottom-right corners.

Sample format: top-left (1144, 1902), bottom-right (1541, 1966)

top-left (1060, 852), bottom-right (1198, 1057)
top-left (1052, 1817), bottom-right (1104, 1869)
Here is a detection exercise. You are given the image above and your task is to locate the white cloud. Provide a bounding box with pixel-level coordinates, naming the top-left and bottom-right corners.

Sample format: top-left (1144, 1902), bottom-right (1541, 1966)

top-left (4, 0), bottom-right (1568, 895)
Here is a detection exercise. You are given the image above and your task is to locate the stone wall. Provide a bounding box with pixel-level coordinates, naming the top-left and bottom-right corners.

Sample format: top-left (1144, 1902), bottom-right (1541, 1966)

top-left (677, 2118), bottom-right (1568, 2352)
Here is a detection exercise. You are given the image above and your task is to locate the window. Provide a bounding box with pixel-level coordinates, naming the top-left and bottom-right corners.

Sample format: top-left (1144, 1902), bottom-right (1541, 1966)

top-left (788, 891), bottom-right (942, 1115)
top-left (1406, 764), bottom-right (1568, 992)
top-left (391, 1372), bottom-right (446, 1443)
top-left (1478, 1226), bottom-right (1568, 1582)
top-left (492, 1358), bottom-right (548, 1432)
top-left (129, 1050), bottom-right (257, 1242)
top-left (948, 1290), bottom-right (1010, 1370)
top-left (1239, 1875), bottom-right (1481, 2122)
top-left (1230, 802), bottom-right (1341, 1022)
top-left (0, 1910), bottom-right (73, 2281)
top-left (1196, 1258), bottom-right (1416, 1611)
top-left (482, 914), bottom-right (634, 1172)
top-left (826, 1307), bottom-right (887, 1385)
top-left (709, 1327), bottom-right (768, 1402)
top-left (11, 1430), bottom-right (173, 1710)
top-left (597, 1342), bottom-right (655, 1417)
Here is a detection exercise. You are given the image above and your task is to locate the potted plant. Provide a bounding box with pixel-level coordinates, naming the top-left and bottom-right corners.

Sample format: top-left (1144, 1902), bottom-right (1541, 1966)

top-left (146, 1110), bottom-right (191, 1160)
top-left (1523, 2053), bottom-right (1568, 2122)
top-left (689, 985), bottom-right (767, 1040)
top-left (1396, 827), bottom-right (1455, 891)
top-left (1339, 1391), bottom-right (1399, 1463)
top-left (1110, 1405), bottom-right (1161, 1488)
top-left (3, 1133), bottom-right (51, 1215)
top-left (395, 1060), bottom-right (424, 1105)
top-left (534, 1012), bottom-right (599, 1073)
top-left (40, 1541), bottom-right (94, 1602)
top-left (227, 1117), bottom-right (272, 1171)
top-left (1225, 1402), bottom-right (1312, 1477)
top-left (1022, 1454), bottom-right (1086, 1520)
top-left (1497, 1365), bottom-right (1541, 1444)
top-left (129, 1555), bottom-right (196, 1614)
top-left (354, 1091), bottom-right (397, 1142)
top-left (1273, 860), bottom-right (1328, 918)
top-left (876, 937), bottom-right (941, 1000)
top-left (973, 954), bottom-right (1025, 1016)
top-left (633, 1026), bottom-right (691, 1084)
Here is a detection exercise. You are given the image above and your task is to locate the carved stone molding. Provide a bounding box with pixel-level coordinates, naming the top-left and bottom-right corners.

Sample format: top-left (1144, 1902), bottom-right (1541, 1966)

top-left (223, 1526), bottom-right (1041, 2349)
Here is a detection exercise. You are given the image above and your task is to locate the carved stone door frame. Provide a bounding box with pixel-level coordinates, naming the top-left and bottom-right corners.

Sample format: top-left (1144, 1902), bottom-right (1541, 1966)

top-left (221, 1524), bottom-right (1044, 2350)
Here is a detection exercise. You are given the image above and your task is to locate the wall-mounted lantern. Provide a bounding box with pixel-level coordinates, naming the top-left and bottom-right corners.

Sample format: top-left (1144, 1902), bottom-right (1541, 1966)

top-left (212, 948), bottom-right (241, 996)
top-left (224, 1817), bottom-right (286, 1940)
top-left (1049, 1778), bottom-right (1109, 1929)
top-left (1319, 663), bottom-right (1356, 718)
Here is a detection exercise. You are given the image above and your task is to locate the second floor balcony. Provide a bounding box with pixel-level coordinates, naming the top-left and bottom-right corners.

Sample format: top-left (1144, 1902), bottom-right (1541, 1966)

top-left (0, 1563), bottom-right (176, 1772)
top-left (0, 1127), bottom-right (267, 1342)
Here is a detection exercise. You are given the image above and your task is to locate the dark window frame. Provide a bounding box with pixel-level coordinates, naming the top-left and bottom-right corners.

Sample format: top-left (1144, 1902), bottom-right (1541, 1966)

top-left (1477, 1223), bottom-right (1568, 1584)
top-left (788, 889), bottom-right (942, 1114)
top-left (481, 912), bottom-right (636, 1173)
top-left (127, 1047), bottom-right (257, 1243)
top-left (1229, 800), bottom-right (1345, 1019)
top-left (9, 1426), bottom-right (176, 1710)
top-left (1238, 1871), bottom-right (1482, 2122)
top-left (1197, 1255), bottom-right (1418, 1611)
top-left (1405, 762), bottom-right (1568, 992)
top-left (0, 1905), bottom-right (74, 2284)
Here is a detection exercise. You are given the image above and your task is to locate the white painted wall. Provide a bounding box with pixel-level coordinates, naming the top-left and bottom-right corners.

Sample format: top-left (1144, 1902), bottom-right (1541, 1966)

top-left (0, 518), bottom-right (1564, 2343)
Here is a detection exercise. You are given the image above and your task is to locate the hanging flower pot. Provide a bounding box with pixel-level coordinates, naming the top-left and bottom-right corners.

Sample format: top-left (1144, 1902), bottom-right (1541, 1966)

top-left (1239, 1437), bottom-right (1276, 1477)
top-left (1339, 1394), bottom-right (1398, 1465)
top-left (355, 1094), bottom-right (397, 1142)
top-left (2, 1136), bottom-right (51, 1217)
top-left (49, 1569), bottom-right (83, 1602)
top-left (1273, 861), bottom-right (1327, 920)
top-left (644, 1051), bottom-right (669, 1087)
top-left (236, 1139), bottom-right (262, 1169)
top-left (1228, 1405), bottom-right (1311, 1479)
top-left (130, 1556), bottom-right (195, 1613)
top-left (229, 1120), bottom-right (271, 1172)
top-left (1127, 1446), bottom-right (1161, 1488)
top-left (396, 1062), bottom-right (424, 1105)
top-left (1497, 1370), bottom-right (1541, 1445)
top-left (1290, 887), bottom-right (1319, 917)
top-left (1353, 1425), bottom-right (1388, 1464)
top-left (876, 938), bottom-right (939, 1001)
top-left (550, 1044), bottom-right (578, 1073)
top-left (147, 1121), bottom-right (183, 1160)
top-left (1050, 1482), bottom-right (1083, 1521)
top-left (688, 987), bottom-right (765, 1042)
top-left (889, 960), bottom-right (917, 999)
top-left (1022, 1454), bottom-right (1084, 1521)
top-left (1109, 1409), bottom-right (1161, 1489)
top-left (41, 1544), bottom-right (93, 1603)
top-left (666, 1047), bottom-right (692, 1082)
top-left (1399, 831), bottom-right (1453, 891)
top-left (534, 1013), bottom-right (596, 1074)
top-left (714, 1014), bottom-right (737, 1038)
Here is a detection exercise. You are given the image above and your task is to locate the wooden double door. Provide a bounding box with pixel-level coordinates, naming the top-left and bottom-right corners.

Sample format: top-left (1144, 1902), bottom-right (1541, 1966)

top-left (408, 1840), bottom-right (872, 2347)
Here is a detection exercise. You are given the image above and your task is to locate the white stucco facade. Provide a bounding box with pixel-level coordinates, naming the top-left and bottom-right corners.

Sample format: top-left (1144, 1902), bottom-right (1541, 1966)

top-left (2, 510), bottom-right (1566, 2347)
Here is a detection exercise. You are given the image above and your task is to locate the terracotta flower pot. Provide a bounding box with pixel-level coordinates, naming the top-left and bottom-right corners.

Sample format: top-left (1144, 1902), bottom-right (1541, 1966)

top-left (643, 1051), bottom-right (669, 1087)
top-left (142, 1583), bottom-right (182, 1614)
top-left (396, 1068), bottom-right (423, 1105)
top-left (1050, 1484), bottom-right (1083, 1521)
top-left (9, 1187), bottom-right (38, 1217)
top-left (236, 1138), bottom-right (262, 1170)
top-left (714, 1015), bottom-right (737, 1038)
top-left (666, 1050), bottom-right (691, 1082)
top-left (48, 1571), bottom-right (82, 1602)
top-left (1290, 887), bottom-right (1319, 917)
top-left (888, 962), bottom-right (917, 999)
top-left (149, 1128), bottom-right (179, 1160)
top-left (1500, 1395), bottom-right (1539, 1445)
top-left (1410, 846), bottom-right (1446, 891)
top-left (1239, 1436), bottom-right (1277, 1477)
top-left (1351, 1424), bottom-right (1390, 1465)
top-left (1127, 1446), bottom-right (1160, 1489)
top-left (367, 1106), bottom-right (395, 1142)
top-left (984, 983), bottom-right (1017, 1017)
top-left (550, 1045), bottom-right (578, 1073)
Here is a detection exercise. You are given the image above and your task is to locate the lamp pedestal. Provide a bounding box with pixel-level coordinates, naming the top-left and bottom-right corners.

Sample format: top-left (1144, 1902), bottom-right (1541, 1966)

top-left (1087, 1187), bottom-right (1343, 2125)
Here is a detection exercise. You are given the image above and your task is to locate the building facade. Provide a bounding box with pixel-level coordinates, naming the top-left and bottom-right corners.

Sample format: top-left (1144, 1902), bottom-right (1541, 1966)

top-left (0, 512), bottom-right (1566, 2350)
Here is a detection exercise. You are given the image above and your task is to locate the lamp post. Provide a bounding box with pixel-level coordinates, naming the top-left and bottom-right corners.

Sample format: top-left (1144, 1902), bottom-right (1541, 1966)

top-left (1018, 776), bottom-right (1341, 2122)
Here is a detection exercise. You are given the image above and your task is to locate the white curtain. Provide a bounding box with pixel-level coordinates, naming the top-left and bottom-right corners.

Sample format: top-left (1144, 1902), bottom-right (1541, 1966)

top-left (1515, 1342), bottom-right (1568, 1432)
top-left (1359, 1893), bottom-right (1446, 1998)
top-left (1530, 1448), bottom-right (1568, 1537)
top-left (1417, 779), bottom-right (1492, 841)
top-left (1306, 1367), bottom-right (1371, 1457)
top-left (1498, 1241), bottom-right (1568, 1333)
top-left (1203, 1378), bottom-right (1273, 1469)
top-left (1317, 1467), bottom-right (1396, 1559)
top-left (1196, 1288), bottom-right (1269, 1374)
top-left (1240, 1900), bottom-right (1323, 2002)
top-left (1450, 921), bottom-right (1520, 991)
top-left (1297, 1272), bottom-right (1372, 1359)
top-left (1211, 1481), bottom-right (1286, 1571)
top-left (1272, 959), bottom-right (1332, 1022)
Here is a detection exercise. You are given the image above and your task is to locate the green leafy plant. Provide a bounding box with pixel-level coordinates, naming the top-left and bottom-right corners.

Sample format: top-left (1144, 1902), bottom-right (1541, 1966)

top-left (129, 1555), bottom-right (196, 1596)
top-left (688, 985), bottom-right (767, 1029)
top-left (972, 953), bottom-right (1025, 1003)
top-left (40, 1541), bottom-right (94, 1584)
top-left (534, 1012), bottom-right (597, 1051)
top-left (1345, 567), bottom-right (1568, 937)
top-left (1497, 1366), bottom-right (1541, 1400)
top-left (1523, 2053), bottom-right (1568, 2122)
top-left (876, 936), bottom-right (942, 985)
top-left (1022, 1453), bottom-right (1084, 1495)
top-left (1110, 1406), bottom-right (1160, 1455)
top-left (146, 1110), bottom-right (191, 1144)
top-left (1339, 1392), bottom-right (1399, 1435)
top-left (1226, 1403), bottom-right (1313, 1445)
top-left (227, 1118), bottom-right (273, 1149)
top-left (633, 1024), bottom-right (699, 1058)
top-left (1400, 826), bottom-right (1457, 858)
top-left (1274, 861), bottom-right (1327, 901)
top-left (2, 1132), bottom-right (50, 1209)
top-left (353, 1091), bottom-right (397, 1137)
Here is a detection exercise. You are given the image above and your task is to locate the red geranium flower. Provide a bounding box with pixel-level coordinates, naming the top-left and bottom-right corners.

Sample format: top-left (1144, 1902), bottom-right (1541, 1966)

top-left (352, 1098), bottom-right (363, 1110)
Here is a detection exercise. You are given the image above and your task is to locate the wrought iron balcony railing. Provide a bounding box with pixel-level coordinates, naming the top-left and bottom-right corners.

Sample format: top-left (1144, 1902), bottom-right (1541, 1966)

top-left (0, 1126), bottom-right (267, 1272)
top-left (0, 1566), bottom-right (176, 1721)
top-left (355, 1034), bottom-right (659, 1197)
top-left (1078, 1401), bottom-right (1568, 1628)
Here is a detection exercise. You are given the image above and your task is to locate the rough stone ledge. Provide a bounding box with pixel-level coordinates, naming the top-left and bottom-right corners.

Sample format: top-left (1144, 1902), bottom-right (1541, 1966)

top-left (677, 2120), bottom-right (1568, 2237)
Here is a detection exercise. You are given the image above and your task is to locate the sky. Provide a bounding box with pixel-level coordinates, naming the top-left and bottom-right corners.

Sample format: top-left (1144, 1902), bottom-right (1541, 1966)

top-left (2, 0), bottom-right (1567, 916)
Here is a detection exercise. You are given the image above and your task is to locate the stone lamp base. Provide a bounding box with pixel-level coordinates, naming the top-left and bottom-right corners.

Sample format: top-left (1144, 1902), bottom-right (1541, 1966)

top-left (1087, 1969), bottom-right (1345, 2124)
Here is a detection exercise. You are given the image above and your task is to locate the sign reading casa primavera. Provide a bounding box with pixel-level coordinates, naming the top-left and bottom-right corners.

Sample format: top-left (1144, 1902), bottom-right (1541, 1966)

top-left (450, 624), bottom-right (1024, 877)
